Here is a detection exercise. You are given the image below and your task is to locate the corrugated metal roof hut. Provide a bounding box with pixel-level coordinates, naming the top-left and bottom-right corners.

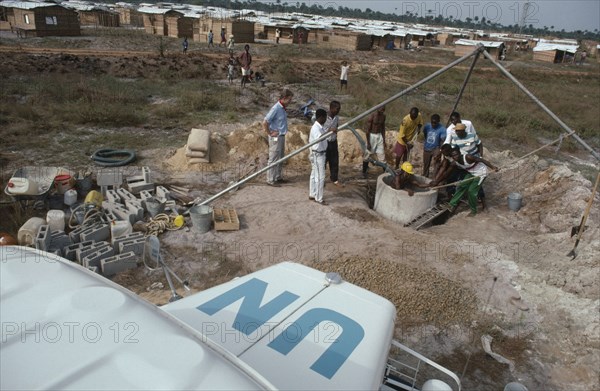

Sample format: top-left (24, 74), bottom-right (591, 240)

top-left (2, 1), bottom-right (80, 37)
top-left (71, 5), bottom-right (120, 28)
top-left (313, 29), bottom-right (372, 51)
top-left (114, 4), bottom-right (143, 27)
top-left (165, 10), bottom-right (196, 38)
top-left (532, 42), bottom-right (579, 63)
top-left (454, 39), bottom-right (505, 60)
top-left (0, 4), bottom-right (15, 31)
top-left (139, 6), bottom-right (179, 36)
top-left (195, 17), bottom-right (254, 43)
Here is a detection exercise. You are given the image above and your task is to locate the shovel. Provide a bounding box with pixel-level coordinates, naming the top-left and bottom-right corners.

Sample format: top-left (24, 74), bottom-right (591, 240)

top-left (567, 171), bottom-right (600, 260)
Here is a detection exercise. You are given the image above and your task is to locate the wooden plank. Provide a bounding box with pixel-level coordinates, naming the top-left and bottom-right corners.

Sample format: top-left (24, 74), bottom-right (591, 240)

top-left (213, 208), bottom-right (240, 231)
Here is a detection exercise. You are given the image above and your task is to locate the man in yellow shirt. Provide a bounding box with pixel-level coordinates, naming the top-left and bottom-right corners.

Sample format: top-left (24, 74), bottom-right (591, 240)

top-left (393, 107), bottom-right (423, 169)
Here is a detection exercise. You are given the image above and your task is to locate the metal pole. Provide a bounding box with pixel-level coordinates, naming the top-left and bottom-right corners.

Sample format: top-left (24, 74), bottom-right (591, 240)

top-left (480, 49), bottom-right (600, 161)
top-left (446, 47), bottom-right (482, 126)
top-left (194, 48), bottom-right (481, 206)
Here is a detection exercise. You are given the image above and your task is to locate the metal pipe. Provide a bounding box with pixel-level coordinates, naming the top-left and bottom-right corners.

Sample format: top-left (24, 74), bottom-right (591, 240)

top-left (195, 48), bottom-right (481, 206)
top-left (347, 125), bottom-right (395, 175)
top-left (446, 47), bottom-right (482, 126)
top-left (481, 50), bottom-right (600, 161)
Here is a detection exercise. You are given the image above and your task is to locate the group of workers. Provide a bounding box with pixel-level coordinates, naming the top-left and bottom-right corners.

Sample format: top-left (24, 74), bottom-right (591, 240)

top-left (262, 89), bottom-right (498, 216)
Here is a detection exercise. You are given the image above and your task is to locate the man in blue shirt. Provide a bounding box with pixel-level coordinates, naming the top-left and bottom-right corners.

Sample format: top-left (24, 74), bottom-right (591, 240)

top-left (263, 89), bottom-right (294, 186)
top-left (421, 114), bottom-right (446, 178)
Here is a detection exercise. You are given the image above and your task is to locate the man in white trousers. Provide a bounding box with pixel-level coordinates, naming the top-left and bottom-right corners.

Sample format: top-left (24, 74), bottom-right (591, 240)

top-left (309, 109), bottom-right (329, 205)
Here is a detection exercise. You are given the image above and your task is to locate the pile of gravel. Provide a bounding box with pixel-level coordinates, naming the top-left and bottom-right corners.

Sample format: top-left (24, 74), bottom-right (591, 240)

top-left (311, 257), bottom-right (478, 326)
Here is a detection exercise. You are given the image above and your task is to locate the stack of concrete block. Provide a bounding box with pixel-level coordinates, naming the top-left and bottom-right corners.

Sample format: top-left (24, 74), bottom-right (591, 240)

top-left (97, 168), bottom-right (123, 197)
top-left (112, 232), bottom-right (144, 255)
top-left (155, 186), bottom-right (171, 202)
top-left (101, 251), bottom-right (138, 276)
top-left (102, 201), bottom-right (139, 225)
top-left (186, 128), bottom-right (211, 164)
top-left (126, 166), bottom-right (154, 195)
top-left (82, 244), bottom-right (115, 269)
top-left (80, 224), bottom-right (110, 243)
top-left (63, 240), bottom-right (95, 261)
top-left (48, 231), bottom-right (72, 255)
top-left (139, 190), bottom-right (153, 208)
top-left (35, 225), bottom-right (51, 251)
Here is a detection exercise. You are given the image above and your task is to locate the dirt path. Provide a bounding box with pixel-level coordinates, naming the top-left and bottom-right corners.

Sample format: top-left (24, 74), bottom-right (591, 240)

top-left (1, 45), bottom-right (595, 76)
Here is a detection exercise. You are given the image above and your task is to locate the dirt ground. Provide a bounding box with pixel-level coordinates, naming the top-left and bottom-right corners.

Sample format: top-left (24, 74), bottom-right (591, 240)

top-left (1, 32), bottom-right (599, 391)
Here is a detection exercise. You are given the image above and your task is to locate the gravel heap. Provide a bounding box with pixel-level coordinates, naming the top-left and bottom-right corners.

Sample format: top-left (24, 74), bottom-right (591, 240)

top-left (310, 257), bottom-right (478, 326)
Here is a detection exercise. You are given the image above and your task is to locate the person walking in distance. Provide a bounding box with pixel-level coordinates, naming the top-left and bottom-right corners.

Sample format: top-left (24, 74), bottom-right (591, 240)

top-left (182, 37), bottom-right (188, 54)
top-left (275, 28), bottom-right (281, 44)
top-left (239, 44), bottom-right (252, 88)
top-left (227, 34), bottom-right (235, 55)
top-left (219, 27), bottom-right (226, 47)
top-left (309, 109), bottom-right (329, 205)
top-left (208, 30), bottom-right (214, 48)
top-left (227, 52), bottom-right (237, 84)
top-left (263, 89), bottom-right (294, 186)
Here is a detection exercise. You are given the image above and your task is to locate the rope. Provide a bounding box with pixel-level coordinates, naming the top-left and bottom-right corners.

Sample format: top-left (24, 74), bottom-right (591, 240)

top-left (144, 213), bottom-right (184, 237)
top-left (68, 203), bottom-right (106, 229)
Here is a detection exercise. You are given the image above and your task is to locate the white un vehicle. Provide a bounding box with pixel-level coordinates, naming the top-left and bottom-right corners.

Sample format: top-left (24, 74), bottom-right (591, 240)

top-left (1, 246), bottom-right (460, 391)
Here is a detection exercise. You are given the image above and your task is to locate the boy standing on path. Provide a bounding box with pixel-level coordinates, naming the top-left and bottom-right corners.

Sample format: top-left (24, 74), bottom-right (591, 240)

top-left (340, 61), bottom-right (349, 91)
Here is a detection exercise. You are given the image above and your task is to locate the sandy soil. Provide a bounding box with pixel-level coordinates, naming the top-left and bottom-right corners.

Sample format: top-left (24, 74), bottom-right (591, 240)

top-left (1, 32), bottom-right (599, 390)
top-left (126, 118), bottom-right (599, 391)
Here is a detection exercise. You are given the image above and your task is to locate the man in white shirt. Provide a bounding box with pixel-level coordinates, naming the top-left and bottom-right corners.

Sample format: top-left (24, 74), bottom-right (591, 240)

top-left (309, 109), bottom-right (329, 205)
top-left (444, 111), bottom-right (482, 157)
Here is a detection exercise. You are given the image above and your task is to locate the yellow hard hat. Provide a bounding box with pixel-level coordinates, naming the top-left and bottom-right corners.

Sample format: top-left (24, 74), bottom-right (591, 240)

top-left (401, 162), bottom-right (414, 174)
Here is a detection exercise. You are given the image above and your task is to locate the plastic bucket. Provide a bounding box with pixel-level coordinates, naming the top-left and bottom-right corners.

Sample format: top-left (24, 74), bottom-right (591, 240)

top-left (46, 209), bottom-right (65, 232)
top-left (190, 205), bottom-right (213, 233)
top-left (54, 174), bottom-right (74, 195)
top-left (507, 192), bottom-right (523, 211)
top-left (18, 217), bottom-right (46, 246)
top-left (64, 189), bottom-right (78, 206)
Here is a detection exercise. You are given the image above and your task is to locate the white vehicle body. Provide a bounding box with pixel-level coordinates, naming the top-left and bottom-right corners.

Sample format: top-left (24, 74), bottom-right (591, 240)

top-left (1, 247), bottom-right (459, 390)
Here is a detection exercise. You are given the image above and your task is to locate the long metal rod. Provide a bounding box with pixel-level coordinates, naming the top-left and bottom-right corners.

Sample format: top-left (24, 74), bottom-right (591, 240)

top-left (446, 48), bottom-right (482, 126)
top-left (195, 48), bottom-right (481, 206)
top-left (480, 49), bottom-right (600, 161)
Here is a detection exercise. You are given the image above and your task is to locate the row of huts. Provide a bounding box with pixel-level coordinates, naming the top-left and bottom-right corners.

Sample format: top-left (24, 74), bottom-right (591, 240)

top-left (0, 1), bottom-right (595, 63)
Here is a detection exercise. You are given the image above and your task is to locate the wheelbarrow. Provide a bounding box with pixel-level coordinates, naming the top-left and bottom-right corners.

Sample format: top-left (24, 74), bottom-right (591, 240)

top-left (4, 166), bottom-right (61, 209)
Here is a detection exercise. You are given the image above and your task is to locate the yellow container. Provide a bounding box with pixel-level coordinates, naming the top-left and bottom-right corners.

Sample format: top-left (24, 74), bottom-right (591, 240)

top-left (84, 190), bottom-right (103, 207)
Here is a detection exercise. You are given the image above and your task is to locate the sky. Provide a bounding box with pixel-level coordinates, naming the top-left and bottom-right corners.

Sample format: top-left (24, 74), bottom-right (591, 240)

top-left (271, 0), bottom-right (600, 33)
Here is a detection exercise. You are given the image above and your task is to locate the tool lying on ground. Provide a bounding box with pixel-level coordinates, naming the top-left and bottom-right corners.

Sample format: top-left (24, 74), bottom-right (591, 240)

top-left (567, 171), bottom-right (599, 260)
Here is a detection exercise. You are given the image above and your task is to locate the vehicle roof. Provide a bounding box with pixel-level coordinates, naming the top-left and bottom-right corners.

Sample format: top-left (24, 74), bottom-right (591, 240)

top-left (164, 262), bottom-right (397, 390)
top-left (0, 246), bottom-right (274, 390)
